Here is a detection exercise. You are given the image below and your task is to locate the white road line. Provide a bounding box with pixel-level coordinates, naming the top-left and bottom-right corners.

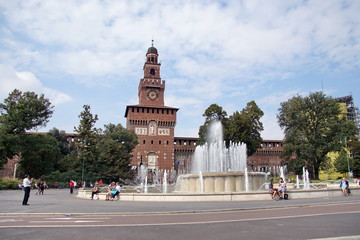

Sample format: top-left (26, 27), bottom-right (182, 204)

top-left (1, 210), bottom-right (359, 228)
top-left (30, 220), bottom-right (102, 223)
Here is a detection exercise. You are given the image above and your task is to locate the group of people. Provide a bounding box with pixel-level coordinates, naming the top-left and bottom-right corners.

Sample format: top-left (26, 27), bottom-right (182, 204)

top-left (35, 181), bottom-right (47, 195)
top-left (269, 177), bottom-right (287, 200)
top-left (90, 181), bottom-right (121, 201)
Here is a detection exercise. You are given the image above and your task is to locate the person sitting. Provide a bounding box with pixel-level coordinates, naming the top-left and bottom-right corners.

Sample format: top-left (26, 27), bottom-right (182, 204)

top-left (111, 182), bottom-right (121, 201)
top-left (269, 178), bottom-right (278, 199)
top-left (105, 182), bottom-right (115, 201)
top-left (277, 177), bottom-right (287, 199)
top-left (340, 177), bottom-right (349, 195)
top-left (91, 182), bottom-right (100, 200)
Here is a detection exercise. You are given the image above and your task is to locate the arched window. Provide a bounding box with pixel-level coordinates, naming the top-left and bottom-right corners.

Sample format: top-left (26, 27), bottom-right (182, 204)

top-left (150, 68), bottom-right (155, 76)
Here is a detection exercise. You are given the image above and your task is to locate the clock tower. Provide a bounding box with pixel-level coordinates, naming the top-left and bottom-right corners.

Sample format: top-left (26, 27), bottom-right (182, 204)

top-left (125, 42), bottom-right (178, 171)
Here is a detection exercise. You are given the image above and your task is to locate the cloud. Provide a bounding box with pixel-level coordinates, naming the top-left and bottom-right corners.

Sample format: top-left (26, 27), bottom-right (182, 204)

top-left (0, 64), bottom-right (72, 105)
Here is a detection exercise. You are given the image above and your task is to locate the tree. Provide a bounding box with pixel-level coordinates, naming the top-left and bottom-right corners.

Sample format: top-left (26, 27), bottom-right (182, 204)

top-left (197, 102), bottom-right (264, 158)
top-left (349, 137), bottom-right (360, 178)
top-left (334, 148), bottom-right (353, 174)
top-left (47, 128), bottom-right (77, 173)
top-left (19, 134), bottom-right (60, 179)
top-left (228, 101), bottom-right (264, 156)
top-left (96, 124), bottom-right (138, 181)
top-left (0, 89), bottom-right (54, 169)
top-left (197, 104), bottom-right (227, 145)
top-left (74, 105), bottom-right (99, 182)
top-left (0, 89), bottom-right (53, 134)
top-left (277, 92), bottom-right (358, 179)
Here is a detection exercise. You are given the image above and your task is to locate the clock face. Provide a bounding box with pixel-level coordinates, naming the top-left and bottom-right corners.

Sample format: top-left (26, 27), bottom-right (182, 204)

top-left (147, 90), bottom-right (158, 100)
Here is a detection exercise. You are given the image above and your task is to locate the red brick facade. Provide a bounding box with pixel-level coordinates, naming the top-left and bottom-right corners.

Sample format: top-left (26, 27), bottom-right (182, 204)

top-left (125, 44), bottom-right (179, 170)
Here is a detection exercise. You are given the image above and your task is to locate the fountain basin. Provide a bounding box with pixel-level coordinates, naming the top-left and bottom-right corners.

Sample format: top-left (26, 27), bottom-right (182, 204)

top-left (176, 171), bottom-right (267, 193)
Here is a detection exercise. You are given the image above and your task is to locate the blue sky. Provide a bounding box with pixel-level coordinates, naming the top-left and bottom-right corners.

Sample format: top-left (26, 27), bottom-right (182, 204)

top-left (0, 0), bottom-right (359, 140)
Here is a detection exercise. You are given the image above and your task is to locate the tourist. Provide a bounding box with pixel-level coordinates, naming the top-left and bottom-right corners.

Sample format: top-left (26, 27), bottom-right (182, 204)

top-left (36, 181), bottom-right (45, 195)
top-left (105, 182), bottom-right (115, 201)
top-left (22, 174), bottom-right (33, 206)
top-left (269, 178), bottom-right (278, 199)
top-left (69, 180), bottom-right (75, 194)
top-left (111, 182), bottom-right (121, 201)
top-left (340, 177), bottom-right (349, 195)
top-left (91, 182), bottom-right (100, 200)
top-left (277, 178), bottom-right (287, 199)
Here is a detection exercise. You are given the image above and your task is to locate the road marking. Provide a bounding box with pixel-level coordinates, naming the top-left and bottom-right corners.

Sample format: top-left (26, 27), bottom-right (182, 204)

top-left (0, 219), bottom-right (22, 223)
top-left (45, 217), bottom-right (110, 220)
top-left (30, 220), bottom-right (102, 223)
top-left (1, 210), bottom-right (359, 228)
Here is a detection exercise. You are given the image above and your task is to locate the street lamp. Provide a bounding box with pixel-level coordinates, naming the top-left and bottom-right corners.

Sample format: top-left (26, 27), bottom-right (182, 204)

top-left (80, 140), bottom-right (89, 189)
top-left (344, 137), bottom-right (351, 178)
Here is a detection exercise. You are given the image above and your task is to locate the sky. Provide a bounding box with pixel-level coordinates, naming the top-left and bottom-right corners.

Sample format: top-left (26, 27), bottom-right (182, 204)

top-left (0, 0), bottom-right (359, 140)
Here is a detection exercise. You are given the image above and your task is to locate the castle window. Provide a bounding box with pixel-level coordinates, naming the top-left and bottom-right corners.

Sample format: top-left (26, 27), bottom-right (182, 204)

top-left (151, 140), bottom-right (154, 144)
top-left (150, 68), bottom-right (155, 75)
top-left (159, 140), bottom-right (161, 144)
top-left (143, 140), bottom-right (146, 144)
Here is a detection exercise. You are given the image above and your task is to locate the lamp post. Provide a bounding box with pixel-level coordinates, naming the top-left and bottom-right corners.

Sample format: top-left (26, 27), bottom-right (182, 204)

top-left (344, 137), bottom-right (351, 178)
top-left (81, 140), bottom-right (89, 189)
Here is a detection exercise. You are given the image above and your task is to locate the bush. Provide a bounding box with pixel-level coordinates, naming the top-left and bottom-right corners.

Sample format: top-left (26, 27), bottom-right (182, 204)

top-left (0, 178), bottom-right (21, 190)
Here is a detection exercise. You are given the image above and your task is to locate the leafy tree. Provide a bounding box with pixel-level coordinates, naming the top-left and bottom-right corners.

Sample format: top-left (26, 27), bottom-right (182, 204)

top-left (96, 124), bottom-right (138, 181)
top-left (349, 137), bottom-right (360, 177)
top-left (0, 89), bottom-right (53, 134)
top-left (18, 134), bottom-right (60, 179)
top-left (47, 128), bottom-right (77, 173)
top-left (277, 92), bottom-right (358, 179)
top-left (0, 89), bottom-right (53, 169)
top-left (74, 105), bottom-right (99, 182)
top-left (334, 148), bottom-right (353, 174)
top-left (197, 102), bottom-right (264, 157)
top-left (228, 101), bottom-right (264, 156)
top-left (197, 104), bottom-right (227, 145)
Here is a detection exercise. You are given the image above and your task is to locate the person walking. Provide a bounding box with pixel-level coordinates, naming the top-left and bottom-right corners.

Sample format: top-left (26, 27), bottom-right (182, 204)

top-left (22, 174), bottom-right (33, 206)
top-left (69, 180), bottom-right (75, 194)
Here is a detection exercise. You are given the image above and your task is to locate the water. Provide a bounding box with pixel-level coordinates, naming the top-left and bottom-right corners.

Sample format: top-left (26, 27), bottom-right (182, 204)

top-left (280, 166), bottom-right (285, 180)
top-left (163, 170), bottom-right (167, 193)
top-left (296, 175), bottom-right (300, 189)
top-left (245, 167), bottom-right (249, 192)
top-left (199, 171), bottom-right (204, 193)
top-left (303, 167), bottom-right (310, 190)
top-left (191, 121), bottom-right (247, 173)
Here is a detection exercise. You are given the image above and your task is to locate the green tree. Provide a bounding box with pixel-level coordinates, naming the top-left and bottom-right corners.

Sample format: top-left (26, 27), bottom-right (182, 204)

top-left (277, 92), bottom-right (358, 179)
top-left (47, 128), bottom-right (77, 173)
top-left (96, 124), bottom-right (138, 181)
top-left (197, 104), bottom-right (227, 145)
top-left (0, 89), bottom-right (53, 134)
top-left (0, 89), bottom-right (54, 169)
top-left (349, 137), bottom-right (360, 178)
top-left (228, 101), bottom-right (264, 156)
top-left (19, 134), bottom-right (60, 179)
top-left (334, 148), bottom-right (353, 174)
top-left (74, 105), bottom-right (99, 182)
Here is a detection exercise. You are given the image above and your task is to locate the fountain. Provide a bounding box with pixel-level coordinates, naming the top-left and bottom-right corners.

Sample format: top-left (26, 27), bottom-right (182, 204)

top-left (177, 120), bottom-right (267, 193)
top-left (303, 167), bottom-right (310, 190)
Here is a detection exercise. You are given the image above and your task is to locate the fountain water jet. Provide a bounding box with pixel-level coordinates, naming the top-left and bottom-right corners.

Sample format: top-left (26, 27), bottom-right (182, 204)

top-left (177, 120), bottom-right (267, 193)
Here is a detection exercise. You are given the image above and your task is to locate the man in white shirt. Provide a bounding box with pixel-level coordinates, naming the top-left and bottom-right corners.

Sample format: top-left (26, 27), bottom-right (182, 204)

top-left (22, 174), bottom-right (33, 206)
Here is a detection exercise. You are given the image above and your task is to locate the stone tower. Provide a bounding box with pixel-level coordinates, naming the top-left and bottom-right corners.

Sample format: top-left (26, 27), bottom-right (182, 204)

top-left (125, 42), bottom-right (178, 171)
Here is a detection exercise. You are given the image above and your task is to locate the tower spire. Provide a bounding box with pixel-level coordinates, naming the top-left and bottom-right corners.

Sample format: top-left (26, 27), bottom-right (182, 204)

top-left (151, 39), bottom-right (154, 47)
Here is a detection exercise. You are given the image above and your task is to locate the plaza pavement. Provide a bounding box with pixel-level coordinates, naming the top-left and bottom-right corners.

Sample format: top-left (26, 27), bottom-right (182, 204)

top-left (1, 188), bottom-right (360, 215)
